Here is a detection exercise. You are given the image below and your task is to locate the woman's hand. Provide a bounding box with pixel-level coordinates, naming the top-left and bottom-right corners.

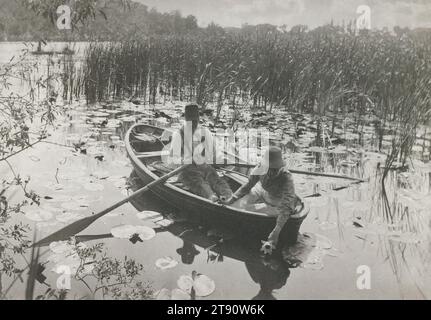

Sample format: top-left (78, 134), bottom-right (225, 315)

top-left (221, 195), bottom-right (237, 205)
top-left (260, 240), bottom-right (276, 255)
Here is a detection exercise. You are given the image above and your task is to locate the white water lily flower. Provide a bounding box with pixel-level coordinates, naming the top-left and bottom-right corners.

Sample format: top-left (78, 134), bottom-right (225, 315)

top-left (24, 208), bottom-right (53, 222)
top-left (177, 273), bottom-right (216, 297)
top-left (155, 257), bottom-right (178, 270)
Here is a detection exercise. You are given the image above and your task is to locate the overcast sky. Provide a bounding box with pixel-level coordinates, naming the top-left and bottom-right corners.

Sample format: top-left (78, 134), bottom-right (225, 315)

top-left (136, 0), bottom-right (431, 29)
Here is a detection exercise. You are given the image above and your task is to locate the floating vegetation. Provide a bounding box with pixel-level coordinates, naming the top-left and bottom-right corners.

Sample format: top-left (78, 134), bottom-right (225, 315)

top-left (177, 272), bottom-right (216, 297)
top-left (111, 225), bottom-right (156, 241)
top-left (283, 233), bottom-right (336, 270)
top-left (155, 257), bottom-right (178, 270)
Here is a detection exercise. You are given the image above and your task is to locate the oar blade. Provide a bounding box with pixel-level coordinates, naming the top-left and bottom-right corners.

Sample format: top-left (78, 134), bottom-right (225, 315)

top-left (34, 215), bottom-right (100, 247)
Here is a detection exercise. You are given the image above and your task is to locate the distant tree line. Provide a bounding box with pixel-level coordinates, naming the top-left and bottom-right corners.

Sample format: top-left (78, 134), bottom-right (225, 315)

top-left (0, 0), bottom-right (199, 41)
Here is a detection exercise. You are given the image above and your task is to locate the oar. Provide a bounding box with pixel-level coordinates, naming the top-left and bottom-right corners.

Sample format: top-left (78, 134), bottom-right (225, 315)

top-left (34, 164), bottom-right (190, 247)
top-left (223, 150), bottom-right (366, 183)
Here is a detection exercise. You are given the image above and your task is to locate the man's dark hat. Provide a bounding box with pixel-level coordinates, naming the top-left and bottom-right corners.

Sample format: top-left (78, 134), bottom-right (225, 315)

top-left (184, 104), bottom-right (200, 121)
top-left (261, 146), bottom-right (285, 169)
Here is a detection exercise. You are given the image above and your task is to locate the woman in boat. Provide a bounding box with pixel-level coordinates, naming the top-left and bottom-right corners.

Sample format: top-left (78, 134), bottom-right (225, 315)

top-left (168, 104), bottom-right (233, 202)
top-left (224, 146), bottom-right (307, 254)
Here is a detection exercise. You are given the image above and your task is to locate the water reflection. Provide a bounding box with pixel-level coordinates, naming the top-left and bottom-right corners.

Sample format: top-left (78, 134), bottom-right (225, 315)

top-left (128, 170), bottom-right (294, 300)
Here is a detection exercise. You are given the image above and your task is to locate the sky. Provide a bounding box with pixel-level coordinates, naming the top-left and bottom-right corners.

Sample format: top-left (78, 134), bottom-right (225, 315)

top-left (136, 0), bottom-right (431, 29)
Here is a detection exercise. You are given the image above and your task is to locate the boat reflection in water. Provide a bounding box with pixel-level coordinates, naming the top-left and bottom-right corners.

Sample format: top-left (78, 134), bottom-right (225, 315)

top-left (128, 170), bottom-right (297, 300)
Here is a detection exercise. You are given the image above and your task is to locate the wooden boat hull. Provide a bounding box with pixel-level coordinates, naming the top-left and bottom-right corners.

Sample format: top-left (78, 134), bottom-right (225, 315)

top-left (125, 123), bottom-right (306, 244)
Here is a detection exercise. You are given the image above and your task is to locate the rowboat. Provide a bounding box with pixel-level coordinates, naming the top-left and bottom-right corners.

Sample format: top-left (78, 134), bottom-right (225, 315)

top-left (125, 123), bottom-right (307, 245)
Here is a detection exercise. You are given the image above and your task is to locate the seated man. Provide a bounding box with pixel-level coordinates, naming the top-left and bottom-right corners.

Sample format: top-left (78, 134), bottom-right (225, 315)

top-left (225, 147), bottom-right (307, 253)
top-left (167, 104), bottom-right (233, 202)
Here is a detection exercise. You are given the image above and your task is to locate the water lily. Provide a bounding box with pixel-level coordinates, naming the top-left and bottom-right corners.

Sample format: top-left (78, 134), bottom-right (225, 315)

top-left (155, 257), bottom-right (178, 270)
top-left (110, 224), bottom-right (156, 241)
top-left (177, 272), bottom-right (216, 297)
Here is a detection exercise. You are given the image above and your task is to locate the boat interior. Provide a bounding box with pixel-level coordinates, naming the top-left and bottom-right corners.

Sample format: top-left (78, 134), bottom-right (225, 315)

top-left (128, 124), bottom-right (252, 197)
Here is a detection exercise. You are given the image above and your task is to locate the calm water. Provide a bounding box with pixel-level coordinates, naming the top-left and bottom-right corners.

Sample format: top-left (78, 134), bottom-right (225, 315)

top-left (1, 42), bottom-right (430, 300)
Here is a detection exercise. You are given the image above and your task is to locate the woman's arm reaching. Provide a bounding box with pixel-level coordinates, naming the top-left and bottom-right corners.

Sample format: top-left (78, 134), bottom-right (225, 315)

top-left (266, 171), bottom-right (297, 248)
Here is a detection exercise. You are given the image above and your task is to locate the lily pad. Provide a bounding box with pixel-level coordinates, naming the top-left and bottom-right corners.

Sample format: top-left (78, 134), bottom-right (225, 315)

top-left (177, 273), bottom-right (216, 297)
top-left (111, 225), bottom-right (137, 239)
top-left (155, 257), bottom-right (178, 270)
top-left (110, 225), bottom-right (156, 241)
top-left (135, 226), bottom-right (156, 241)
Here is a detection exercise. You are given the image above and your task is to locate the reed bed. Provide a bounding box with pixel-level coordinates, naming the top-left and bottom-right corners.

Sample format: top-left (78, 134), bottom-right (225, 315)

top-left (78, 26), bottom-right (431, 116)
top-left (75, 25), bottom-right (431, 161)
